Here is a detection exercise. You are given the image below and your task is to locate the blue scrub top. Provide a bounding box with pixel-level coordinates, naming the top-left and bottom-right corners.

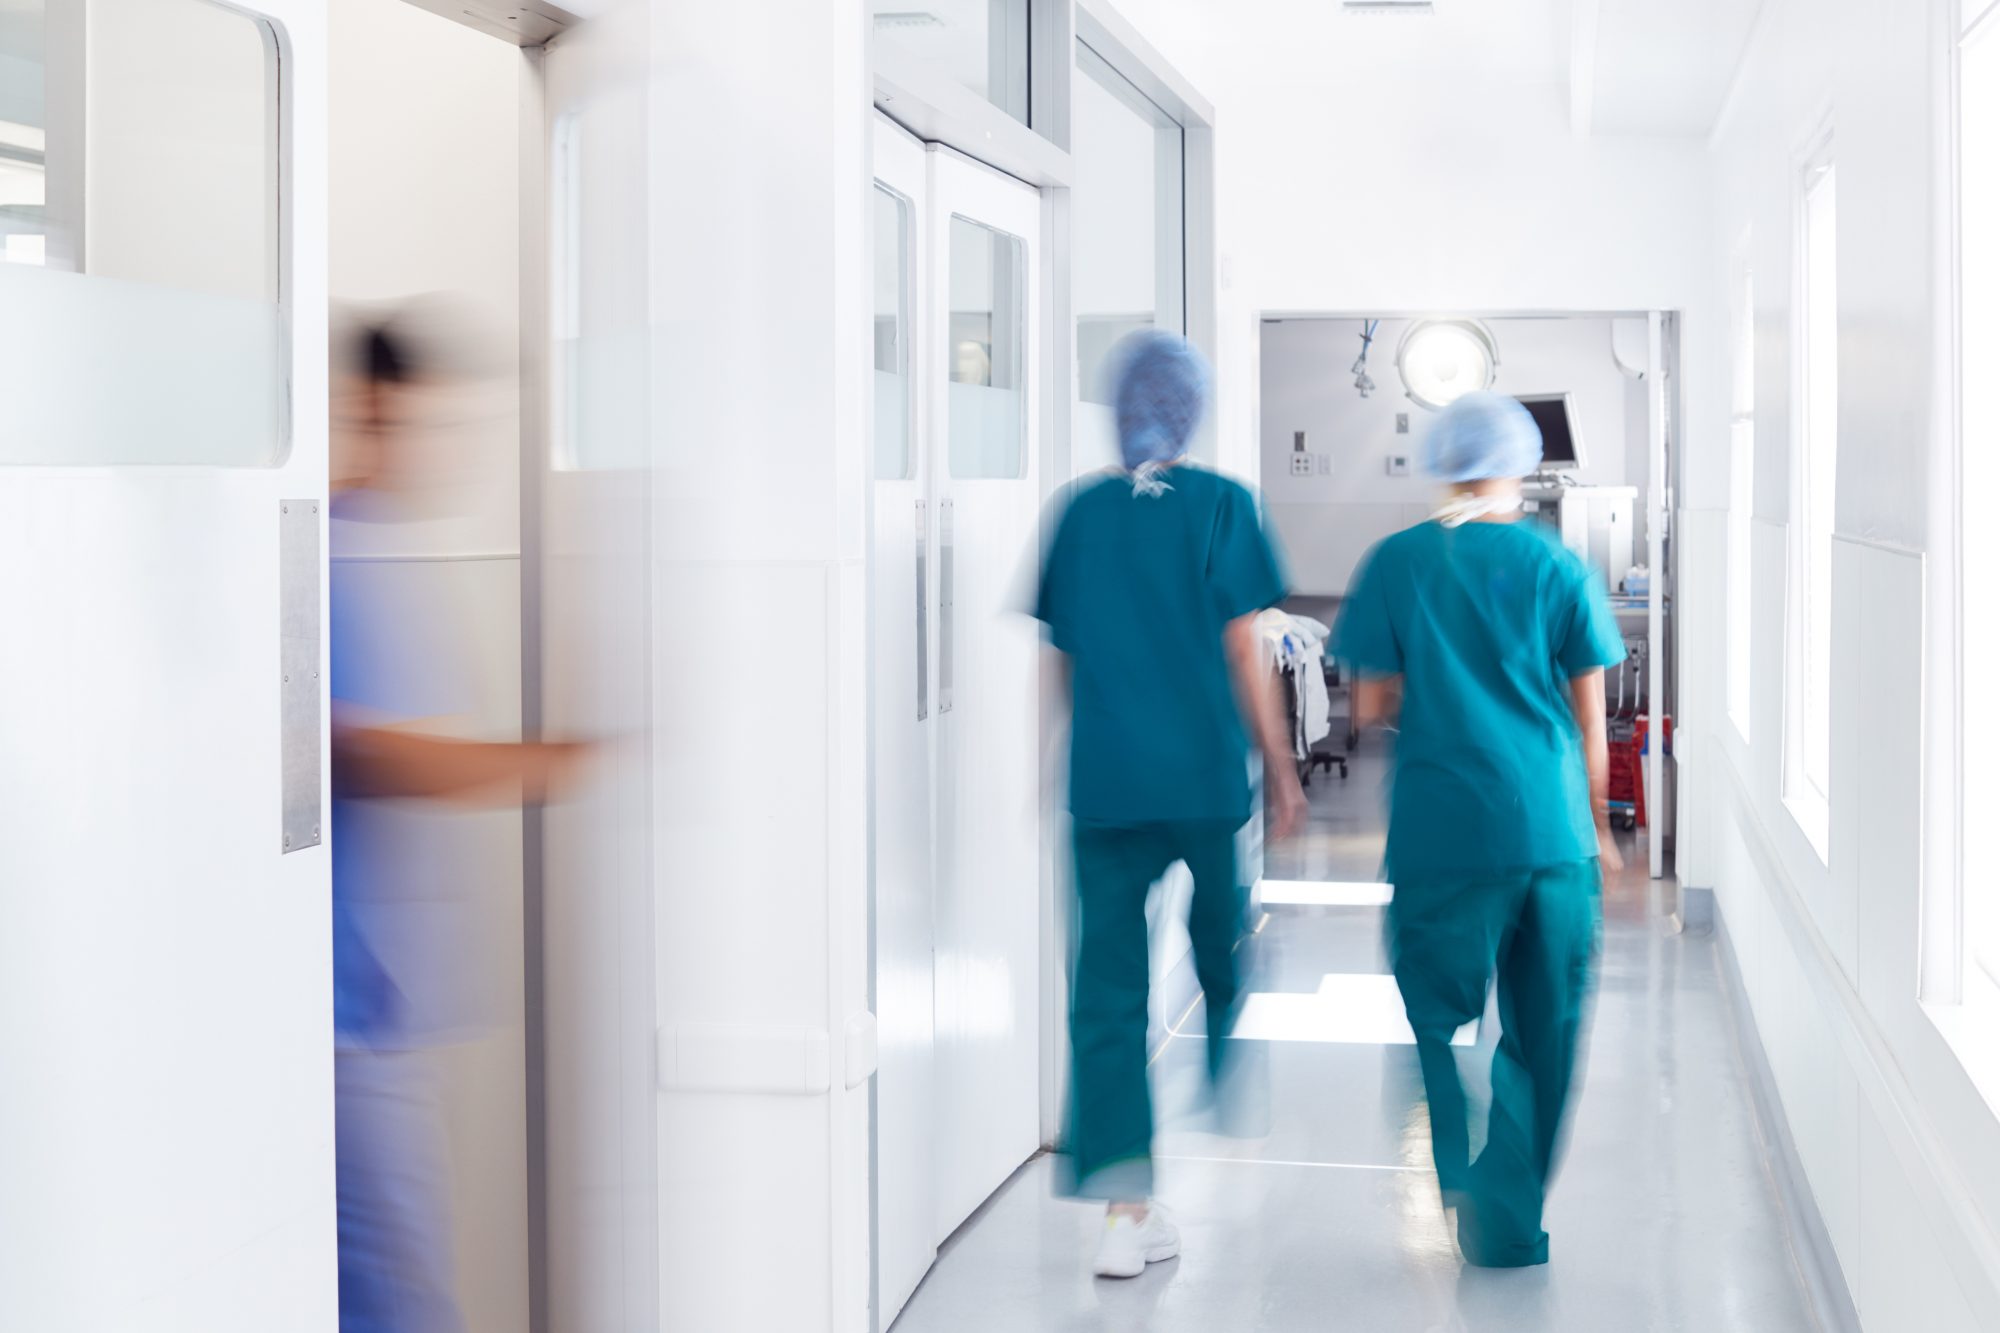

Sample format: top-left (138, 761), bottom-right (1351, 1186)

top-left (1035, 465), bottom-right (1287, 826)
top-left (329, 497), bottom-right (478, 1049)
top-left (1334, 518), bottom-right (1625, 880)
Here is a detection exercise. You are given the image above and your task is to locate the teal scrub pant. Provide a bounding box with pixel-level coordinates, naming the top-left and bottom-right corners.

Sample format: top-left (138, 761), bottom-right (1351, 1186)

top-left (1065, 819), bottom-right (1248, 1202)
top-left (1387, 858), bottom-right (1601, 1267)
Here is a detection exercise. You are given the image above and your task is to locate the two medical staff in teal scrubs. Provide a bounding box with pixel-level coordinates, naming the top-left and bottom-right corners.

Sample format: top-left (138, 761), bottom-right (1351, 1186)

top-left (1035, 331), bottom-right (1305, 1278)
top-left (1335, 390), bottom-right (1626, 1268)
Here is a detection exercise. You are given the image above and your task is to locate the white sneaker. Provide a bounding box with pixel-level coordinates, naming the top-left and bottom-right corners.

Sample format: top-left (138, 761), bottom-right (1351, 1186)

top-left (1093, 1204), bottom-right (1180, 1279)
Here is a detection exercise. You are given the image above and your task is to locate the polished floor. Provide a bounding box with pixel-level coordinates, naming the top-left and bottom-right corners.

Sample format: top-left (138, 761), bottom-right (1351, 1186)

top-left (890, 737), bottom-right (1821, 1332)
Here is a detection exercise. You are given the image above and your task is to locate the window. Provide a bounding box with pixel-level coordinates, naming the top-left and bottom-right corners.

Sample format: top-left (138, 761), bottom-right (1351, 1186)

top-left (549, 83), bottom-right (649, 473)
top-left (0, 0), bottom-right (284, 465)
top-left (873, 185), bottom-right (913, 480)
top-left (1728, 248), bottom-right (1756, 740)
top-left (1071, 39), bottom-right (1185, 469)
top-left (1960, 4), bottom-right (2000, 982)
top-left (873, 1), bottom-right (1029, 126)
top-left (1785, 134), bottom-right (1838, 853)
top-left (947, 215), bottom-right (1026, 479)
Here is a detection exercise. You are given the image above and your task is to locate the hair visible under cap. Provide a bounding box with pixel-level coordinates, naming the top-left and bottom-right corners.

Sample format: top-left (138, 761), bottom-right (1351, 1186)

top-left (359, 323), bottom-right (412, 385)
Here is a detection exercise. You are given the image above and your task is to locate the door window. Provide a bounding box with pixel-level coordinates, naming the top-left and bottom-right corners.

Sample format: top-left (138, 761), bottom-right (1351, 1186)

top-left (874, 184), bottom-right (913, 480)
top-left (946, 214), bottom-right (1025, 480)
top-left (0, 0), bottom-right (286, 465)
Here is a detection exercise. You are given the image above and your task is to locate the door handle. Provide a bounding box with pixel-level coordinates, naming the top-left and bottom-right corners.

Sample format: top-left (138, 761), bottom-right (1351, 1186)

top-left (938, 498), bottom-right (954, 715)
top-left (915, 499), bottom-right (928, 722)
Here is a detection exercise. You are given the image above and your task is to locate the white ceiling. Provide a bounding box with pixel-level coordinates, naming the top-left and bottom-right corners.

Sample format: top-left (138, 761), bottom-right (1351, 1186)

top-left (1294, 0), bottom-right (1762, 139)
top-left (1582, 0), bottom-right (1765, 137)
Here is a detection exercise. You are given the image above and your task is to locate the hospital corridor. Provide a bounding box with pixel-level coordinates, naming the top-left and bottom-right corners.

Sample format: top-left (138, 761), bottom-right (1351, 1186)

top-left (2, 1), bottom-right (1998, 1332)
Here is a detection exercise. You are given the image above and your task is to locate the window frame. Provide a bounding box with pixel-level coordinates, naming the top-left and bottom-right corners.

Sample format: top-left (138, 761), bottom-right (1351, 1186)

top-left (0, 0), bottom-right (294, 468)
top-left (1954, 0), bottom-right (2000, 993)
top-left (1783, 123), bottom-right (1838, 860)
top-left (1727, 235), bottom-right (1756, 743)
top-left (872, 181), bottom-right (917, 482)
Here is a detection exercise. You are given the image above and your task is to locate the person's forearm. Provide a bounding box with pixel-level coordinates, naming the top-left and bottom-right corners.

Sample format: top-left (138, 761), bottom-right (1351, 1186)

top-left (1568, 670), bottom-right (1611, 828)
top-left (334, 724), bottom-right (558, 806)
top-left (1353, 676), bottom-right (1400, 730)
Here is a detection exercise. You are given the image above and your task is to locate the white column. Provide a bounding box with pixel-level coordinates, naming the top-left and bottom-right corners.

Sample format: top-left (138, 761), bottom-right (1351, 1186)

top-left (646, 2), bottom-right (873, 1330)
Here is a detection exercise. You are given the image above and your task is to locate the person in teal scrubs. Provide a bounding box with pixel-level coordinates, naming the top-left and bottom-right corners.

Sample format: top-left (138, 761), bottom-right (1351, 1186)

top-left (1334, 390), bottom-right (1626, 1269)
top-left (1035, 330), bottom-right (1305, 1279)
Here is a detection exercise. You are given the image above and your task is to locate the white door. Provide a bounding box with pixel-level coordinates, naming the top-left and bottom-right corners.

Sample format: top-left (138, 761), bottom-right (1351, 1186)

top-left (0, 0), bottom-right (337, 1328)
top-left (539, 11), bottom-right (661, 1331)
top-left (870, 116), bottom-right (938, 1326)
top-left (925, 146), bottom-right (1044, 1240)
top-left (869, 122), bottom-right (1044, 1325)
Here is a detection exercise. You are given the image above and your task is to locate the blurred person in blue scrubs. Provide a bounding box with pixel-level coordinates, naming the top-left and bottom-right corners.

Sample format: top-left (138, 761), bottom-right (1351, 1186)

top-left (330, 306), bottom-right (583, 1333)
top-left (1035, 330), bottom-right (1305, 1280)
top-left (1334, 390), bottom-right (1624, 1269)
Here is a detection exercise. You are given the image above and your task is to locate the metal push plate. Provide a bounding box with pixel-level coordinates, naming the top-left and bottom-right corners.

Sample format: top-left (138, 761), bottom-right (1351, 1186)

top-left (279, 499), bottom-right (322, 853)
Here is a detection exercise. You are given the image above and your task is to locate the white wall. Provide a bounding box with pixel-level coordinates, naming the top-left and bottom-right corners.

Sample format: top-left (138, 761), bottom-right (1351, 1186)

top-left (1682, 0), bottom-right (2000, 1326)
top-left (1260, 315), bottom-right (1648, 593)
top-left (328, 6), bottom-right (528, 1332)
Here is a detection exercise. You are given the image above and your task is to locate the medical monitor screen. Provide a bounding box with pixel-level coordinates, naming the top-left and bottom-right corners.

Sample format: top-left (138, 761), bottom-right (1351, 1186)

top-left (1515, 393), bottom-right (1581, 470)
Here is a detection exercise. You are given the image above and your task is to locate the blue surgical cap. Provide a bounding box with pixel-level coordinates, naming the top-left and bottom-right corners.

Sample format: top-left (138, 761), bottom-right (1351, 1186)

top-left (1422, 390), bottom-right (1544, 483)
top-left (1113, 330), bottom-right (1209, 471)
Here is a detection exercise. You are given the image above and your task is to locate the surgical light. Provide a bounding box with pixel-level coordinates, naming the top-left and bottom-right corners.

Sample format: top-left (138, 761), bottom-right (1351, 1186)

top-left (1396, 319), bottom-right (1498, 411)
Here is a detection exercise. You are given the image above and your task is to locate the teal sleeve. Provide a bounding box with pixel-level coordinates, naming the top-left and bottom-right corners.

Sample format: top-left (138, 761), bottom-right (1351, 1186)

top-left (1556, 564), bottom-right (1627, 676)
top-left (1034, 510), bottom-right (1075, 653)
top-left (1333, 545), bottom-right (1402, 676)
top-left (1208, 484), bottom-right (1287, 621)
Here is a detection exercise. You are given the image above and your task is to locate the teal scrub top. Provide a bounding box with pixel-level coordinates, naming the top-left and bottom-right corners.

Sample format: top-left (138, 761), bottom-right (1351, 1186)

top-left (1334, 518), bottom-right (1625, 880)
top-left (1036, 466), bottom-right (1287, 825)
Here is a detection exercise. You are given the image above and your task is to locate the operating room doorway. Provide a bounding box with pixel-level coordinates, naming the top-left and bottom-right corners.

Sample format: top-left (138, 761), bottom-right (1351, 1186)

top-left (1255, 310), bottom-right (1679, 886)
top-left (328, 4), bottom-right (661, 1331)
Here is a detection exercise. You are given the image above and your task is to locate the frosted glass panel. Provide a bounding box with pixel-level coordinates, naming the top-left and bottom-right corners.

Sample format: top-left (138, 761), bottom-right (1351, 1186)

top-left (946, 382), bottom-right (1023, 480)
top-left (0, 264), bottom-right (284, 465)
top-left (1075, 400), bottom-right (1120, 475)
top-left (876, 373), bottom-right (910, 480)
top-left (947, 215), bottom-right (1024, 480)
top-left (559, 326), bottom-right (650, 473)
top-left (874, 184), bottom-right (911, 480)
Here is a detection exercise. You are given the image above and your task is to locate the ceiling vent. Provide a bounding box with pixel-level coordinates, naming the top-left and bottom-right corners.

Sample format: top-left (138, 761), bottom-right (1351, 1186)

top-left (1342, 0), bottom-right (1437, 14)
top-left (874, 11), bottom-right (948, 28)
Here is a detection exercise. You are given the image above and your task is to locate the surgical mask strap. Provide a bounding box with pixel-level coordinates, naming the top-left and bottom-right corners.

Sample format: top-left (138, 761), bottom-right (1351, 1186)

top-left (1432, 493), bottom-right (1523, 528)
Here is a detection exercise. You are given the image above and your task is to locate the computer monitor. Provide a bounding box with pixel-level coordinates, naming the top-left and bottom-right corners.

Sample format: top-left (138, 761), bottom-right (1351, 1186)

top-left (1514, 392), bottom-right (1583, 472)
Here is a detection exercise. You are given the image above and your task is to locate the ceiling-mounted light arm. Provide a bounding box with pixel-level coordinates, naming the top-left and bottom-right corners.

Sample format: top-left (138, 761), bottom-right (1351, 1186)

top-left (1396, 318), bottom-right (1499, 410)
top-left (1351, 318), bottom-right (1380, 398)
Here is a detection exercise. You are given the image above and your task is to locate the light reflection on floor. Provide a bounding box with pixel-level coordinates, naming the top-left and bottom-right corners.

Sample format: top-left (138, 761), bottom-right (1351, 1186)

top-left (1230, 972), bottom-right (1478, 1046)
top-left (1258, 879), bottom-right (1393, 908)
